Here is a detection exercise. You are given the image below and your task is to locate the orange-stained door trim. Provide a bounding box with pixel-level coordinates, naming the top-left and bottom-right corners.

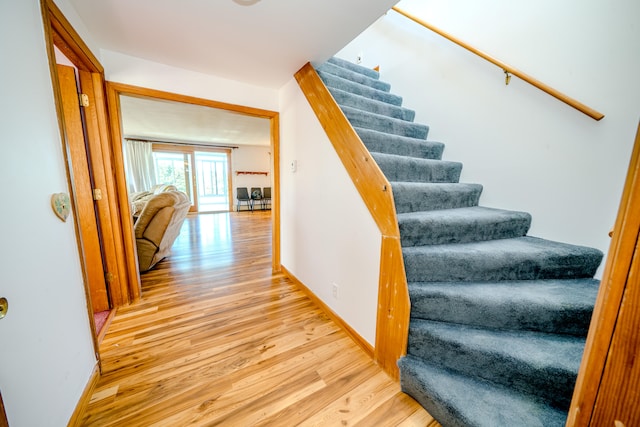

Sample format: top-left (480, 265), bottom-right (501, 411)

top-left (567, 123), bottom-right (640, 426)
top-left (294, 62), bottom-right (409, 380)
top-left (104, 82), bottom-right (281, 283)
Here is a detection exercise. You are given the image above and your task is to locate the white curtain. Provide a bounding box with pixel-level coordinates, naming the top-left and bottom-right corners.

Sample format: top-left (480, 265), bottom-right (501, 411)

top-left (124, 139), bottom-right (156, 192)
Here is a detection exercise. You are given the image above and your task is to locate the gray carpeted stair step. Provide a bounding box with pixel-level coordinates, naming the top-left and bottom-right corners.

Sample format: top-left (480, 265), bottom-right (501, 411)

top-left (398, 355), bottom-right (568, 427)
top-left (403, 236), bottom-right (603, 282)
top-left (342, 106), bottom-right (428, 139)
top-left (329, 87), bottom-right (416, 121)
top-left (327, 56), bottom-right (381, 80)
top-left (408, 278), bottom-right (599, 336)
top-left (407, 320), bottom-right (584, 409)
top-left (317, 71), bottom-right (403, 106)
top-left (356, 128), bottom-right (444, 160)
top-left (392, 182), bottom-right (483, 214)
top-left (316, 61), bottom-right (391, 92)
top-left (316, 57), bottom-right (605, 427)
top-left (372, 152), bottom-right (462, 183)
top-left (398, 206), bottom-right (531, 246)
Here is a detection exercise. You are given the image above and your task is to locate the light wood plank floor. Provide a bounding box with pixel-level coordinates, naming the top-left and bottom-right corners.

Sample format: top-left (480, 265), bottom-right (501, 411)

top-left (80, 211), bottom-right (437, 426)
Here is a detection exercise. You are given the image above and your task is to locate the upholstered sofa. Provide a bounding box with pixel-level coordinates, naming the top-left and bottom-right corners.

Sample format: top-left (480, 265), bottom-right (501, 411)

top-left (133, 188), bottom-right (191, 272)
top-left (130, 184), bottom-right (178, 219)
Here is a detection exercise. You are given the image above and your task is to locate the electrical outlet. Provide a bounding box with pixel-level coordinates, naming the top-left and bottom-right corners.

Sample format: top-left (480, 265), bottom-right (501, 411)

top-left (332, 283), bottom-right (339, 299)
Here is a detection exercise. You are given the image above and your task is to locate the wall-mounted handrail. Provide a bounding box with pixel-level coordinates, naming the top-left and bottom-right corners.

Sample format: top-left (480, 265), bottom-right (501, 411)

top-left (392, 6), bottom-right (605, 121)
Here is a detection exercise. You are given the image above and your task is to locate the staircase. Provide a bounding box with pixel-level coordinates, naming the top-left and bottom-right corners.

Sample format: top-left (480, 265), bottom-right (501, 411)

top-left (315, 57), bottom-right (603, 427)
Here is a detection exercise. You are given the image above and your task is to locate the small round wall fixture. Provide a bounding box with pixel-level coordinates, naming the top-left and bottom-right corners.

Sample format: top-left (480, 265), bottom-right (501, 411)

top-left (232, 0), bottom-right (261, 5)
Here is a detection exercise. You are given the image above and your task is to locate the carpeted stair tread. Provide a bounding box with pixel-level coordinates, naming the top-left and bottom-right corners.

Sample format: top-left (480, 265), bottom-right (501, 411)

top-left (372, 152), bottom-right (462, 183)
top-left (327, 56), bottom-right (381, 80)
top-left (342, 106), bottom-right (429, 139)
top-left (317, 71), bottom-right (403, 106)
top-left (315, 57), bottom-right (605, 427)
top-left (392, 182), bottom-right (483, 214)
top-left (328, 87), bottom-right (416, 121)
top-left (398, 206), bottom-right (531, 246)
top-left (355, 128), bottom-right (444, 160)
top-left (403, 236), bottom-right (603, 282)
top-left (316, 62), bottom-right (391, 92)
top-left (398, 355), bottom-right (568, 427)
top-left (407, 320), bottom-right (584, 409)
top-left (407, 278), bottom-right (599, 336)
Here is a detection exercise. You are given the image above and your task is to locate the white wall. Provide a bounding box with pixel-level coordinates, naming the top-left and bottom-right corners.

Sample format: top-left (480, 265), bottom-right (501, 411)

top-left (101, 50), bottom-right (281, 211)
top-left (0, 1), bottom-right (97, 425)
top-left (279, 79), bottom-right (382, 345)
top-left (232, 145), bottom-right (272, 209)
top-left (102, 50), bottom-right (279, 112)
top-left (338, 0), bottom-right (640, 276)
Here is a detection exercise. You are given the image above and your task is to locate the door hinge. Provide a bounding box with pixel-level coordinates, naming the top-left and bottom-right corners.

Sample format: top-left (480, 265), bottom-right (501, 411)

top-left (105, 272), bottom-right (115, 283)
top-left (93, 188), bottom-right (103, 201)
top-left (79, 93), bottom-right (90, 107)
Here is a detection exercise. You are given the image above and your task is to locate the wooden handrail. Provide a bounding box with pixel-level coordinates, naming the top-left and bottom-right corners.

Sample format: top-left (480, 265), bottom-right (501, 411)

top-left (295, 63), bottom-right (410, 380)
top-left (392, 6), bottom-right (605, 121)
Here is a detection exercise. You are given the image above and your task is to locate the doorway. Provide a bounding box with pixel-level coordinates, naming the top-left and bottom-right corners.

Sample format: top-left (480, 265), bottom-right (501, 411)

top-left (149, 145), bottom-right (233, 213)
top-left (106, 83), bottom-right (282, 284)
top-left (42, 0), bottom-right (131, 359)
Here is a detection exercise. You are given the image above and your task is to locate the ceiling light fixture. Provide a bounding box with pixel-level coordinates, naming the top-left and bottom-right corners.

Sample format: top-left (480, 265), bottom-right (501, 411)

top-left (232, 0), bottom-right (261, 5)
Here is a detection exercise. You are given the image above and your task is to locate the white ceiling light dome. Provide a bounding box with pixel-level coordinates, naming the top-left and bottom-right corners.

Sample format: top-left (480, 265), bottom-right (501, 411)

top-left (232, 0), bottom-right (262, 6)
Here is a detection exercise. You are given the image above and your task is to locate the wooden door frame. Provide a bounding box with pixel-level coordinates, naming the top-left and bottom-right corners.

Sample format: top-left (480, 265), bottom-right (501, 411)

top-left (105, 83), bottom-right (282, 276)
top-left (41, 0), bottom-right (134, 363)
top-left (567, 122), bottom-right (640, 426)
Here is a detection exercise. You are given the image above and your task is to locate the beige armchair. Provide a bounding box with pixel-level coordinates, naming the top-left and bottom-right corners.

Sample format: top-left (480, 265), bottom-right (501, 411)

top-left (134, 190), bottom-right (191, 272)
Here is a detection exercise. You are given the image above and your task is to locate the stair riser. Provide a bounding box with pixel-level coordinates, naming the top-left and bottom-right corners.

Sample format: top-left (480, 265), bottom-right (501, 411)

top-left (399, 370), bottom-right (469, 427)
top-left (327, 56), bottom-right (380, 79)
top-left (393, 184), bottom-right (483, 214)
top-left (403, 247), bottom-right (602, 282)
top-left (408, 286), bottom-right (596, 336)
top-left (316, 62), bottom-right (391, 91)
top-left (317, 57), bottom-right (603, 427)
top-left (407, 327), bottom-right (580, 409)
top-left (374, 156), bottom-right (462, 183)
top-left (355, 128), bottom-right (444, 160)
top-left (329, 88), bottom-right (416, 121)
top-left (398, 356), bottom-right (568, 427)
top-left (399, 214), bottom-right (531, 246)
top-left (344, 108), bottom-right (428, 139)
top-left (318, 72), bottom-right (403, 106)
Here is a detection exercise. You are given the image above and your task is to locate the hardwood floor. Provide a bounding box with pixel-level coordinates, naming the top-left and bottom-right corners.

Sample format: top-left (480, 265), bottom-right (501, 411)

top-left (80, 211), bottom-right (436, 426)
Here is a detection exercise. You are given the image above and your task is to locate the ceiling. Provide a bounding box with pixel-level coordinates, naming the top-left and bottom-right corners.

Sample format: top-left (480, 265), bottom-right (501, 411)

top-left (120, 95), bottom-right (271, 147)
top-left (68, 0), bottom-right (397, 146)
top-left (68, 0), bottom-right (398, 89)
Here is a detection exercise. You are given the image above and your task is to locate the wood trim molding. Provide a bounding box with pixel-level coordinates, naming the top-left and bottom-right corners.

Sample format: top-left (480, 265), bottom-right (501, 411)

top-left (270, 114), bottom-right (282, 273)
top-left (105, 83), bottom-right (142, 302)
top-left (43, 0), bottom-right (102, 73)
top-left (66, 364), bottom-right (100, 427)
top-left (106, 82), bottom-right (278, 119)
top-left (281, 266), bottom-right (374, 358)
top-left (294, 62), bottom-right (409, 380)
top-left (295, 64), bottom-right (399, 236)
top-left (567, 122), bottom-right (640, 425)
top-left (375, 236), bottom-right (411, 378)
top-left (78, 70), bottom-right (125, 306)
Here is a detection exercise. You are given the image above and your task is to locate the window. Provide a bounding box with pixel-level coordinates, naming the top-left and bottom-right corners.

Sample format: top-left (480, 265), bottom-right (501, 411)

top-left (152, 145), bottom-right (231, 212)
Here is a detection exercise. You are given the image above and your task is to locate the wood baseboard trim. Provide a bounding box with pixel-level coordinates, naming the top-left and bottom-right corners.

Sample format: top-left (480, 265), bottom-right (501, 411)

top-left (97, 308), bottom-right (117, 344)
top-left (281, 266), bottom-right (374, 358)
top-left (67, 363), bottom-right (100, 427)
